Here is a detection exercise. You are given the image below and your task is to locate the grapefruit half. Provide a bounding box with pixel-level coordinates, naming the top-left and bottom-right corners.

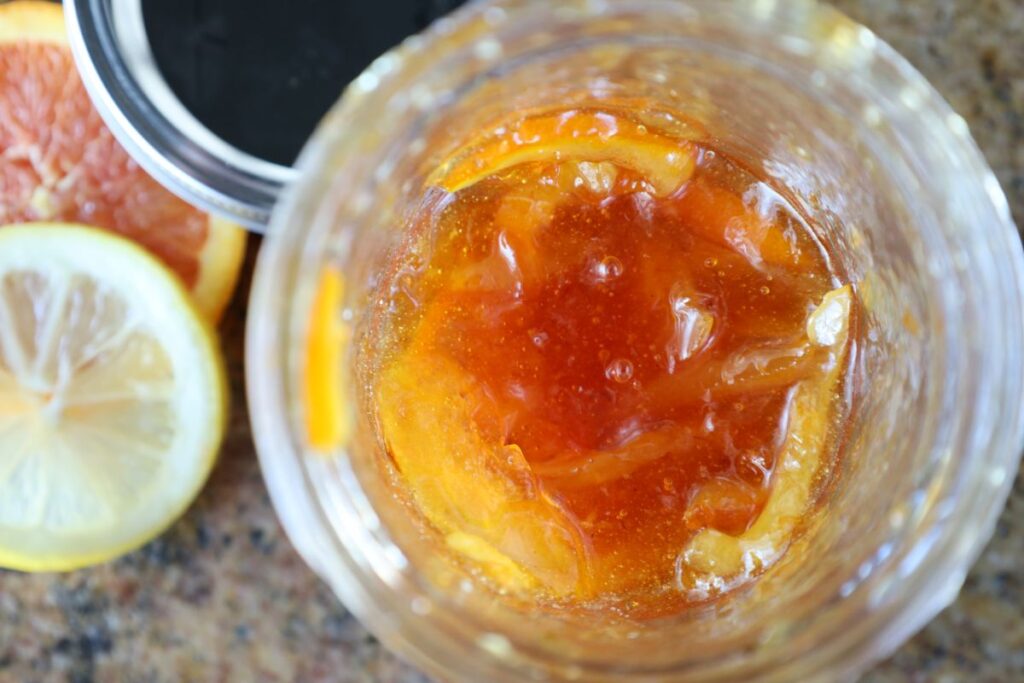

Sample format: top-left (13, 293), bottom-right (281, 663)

top-left (0, 1), bottom-right (246, 321)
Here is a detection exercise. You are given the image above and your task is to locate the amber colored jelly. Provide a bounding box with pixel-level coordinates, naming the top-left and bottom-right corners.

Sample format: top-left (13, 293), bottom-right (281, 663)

top-left (372, 106), bottom-right (852, 616)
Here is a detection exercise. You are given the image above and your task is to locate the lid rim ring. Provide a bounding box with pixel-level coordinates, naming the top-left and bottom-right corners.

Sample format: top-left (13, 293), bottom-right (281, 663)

top-left (65, 0), bottom-right (296, 231)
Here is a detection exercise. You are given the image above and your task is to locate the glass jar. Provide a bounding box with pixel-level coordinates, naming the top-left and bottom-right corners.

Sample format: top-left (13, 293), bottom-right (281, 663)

top-left (69, 0), bottom-right (1024, 681)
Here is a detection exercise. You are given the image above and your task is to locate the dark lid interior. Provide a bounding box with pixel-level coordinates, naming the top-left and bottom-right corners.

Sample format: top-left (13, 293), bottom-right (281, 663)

top-left (145, 0), bottom-right (468, 167)
top-left (66, 0), bottom-right (466, 229)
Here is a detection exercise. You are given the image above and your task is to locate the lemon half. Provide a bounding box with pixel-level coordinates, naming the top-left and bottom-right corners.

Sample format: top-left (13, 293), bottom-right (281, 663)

top-left (0, 224), bottom-right (226, 572)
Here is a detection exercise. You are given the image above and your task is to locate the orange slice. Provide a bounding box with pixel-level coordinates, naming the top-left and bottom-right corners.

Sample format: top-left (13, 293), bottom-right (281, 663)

top-left (429, 108), bottom-right (696, 197)
top-left (680, 285), bottom-right (853, 580)
top-left (377, 348), bottom-right (589, 596)
top-left (0, 1), bottom-right (246, 321)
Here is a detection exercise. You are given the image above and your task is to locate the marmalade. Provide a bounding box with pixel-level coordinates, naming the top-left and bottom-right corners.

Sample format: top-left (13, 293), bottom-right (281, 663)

top-left (371, 104), bottom-right (854, 617)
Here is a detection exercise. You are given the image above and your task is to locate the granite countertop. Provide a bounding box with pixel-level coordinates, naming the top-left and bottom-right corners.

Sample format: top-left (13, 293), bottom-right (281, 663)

top-left (2, 0), bottom-right (1022, 681)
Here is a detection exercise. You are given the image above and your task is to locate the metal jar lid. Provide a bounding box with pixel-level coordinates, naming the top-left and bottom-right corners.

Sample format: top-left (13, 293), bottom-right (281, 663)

top-left (65, 0), bottom-right (298, 230)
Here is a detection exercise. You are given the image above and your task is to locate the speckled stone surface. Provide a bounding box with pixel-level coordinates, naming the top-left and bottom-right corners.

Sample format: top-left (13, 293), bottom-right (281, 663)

top-left (1, 1), bottom-right (1022, 681)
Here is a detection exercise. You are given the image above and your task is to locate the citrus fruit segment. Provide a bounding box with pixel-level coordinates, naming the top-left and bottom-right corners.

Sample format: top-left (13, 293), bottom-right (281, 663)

top-left (681, 285), bottom-right (853, 579)
top-left (0, 1), bottom-right (246, 321)
top-left (0, 223), bottom-right (226, 572)
top-left (429, 109), bottom-right (696, 197)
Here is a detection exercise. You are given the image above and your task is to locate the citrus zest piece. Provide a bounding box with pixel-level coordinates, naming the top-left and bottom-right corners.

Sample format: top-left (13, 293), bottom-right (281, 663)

top-left (445, 531), bottom-right (536, 593)
top-left (304, 267), bottom-right (350, 451)
top-left (644, 340), bottom-right (826, 413)
top-left (494, 182), bottom-right (561, 238)
top-left (674, 177), bottom-right (809, 269)
top-left (429, 109), bottom-right (696, 197)
top-left (684, 477), bottom-right (762, 537)
top-left (0, 223), bottom-right (226, 572)
top-left (681, 285), bottom-right (853, 578)
top-left (532, 424), bottom-right (696, 491)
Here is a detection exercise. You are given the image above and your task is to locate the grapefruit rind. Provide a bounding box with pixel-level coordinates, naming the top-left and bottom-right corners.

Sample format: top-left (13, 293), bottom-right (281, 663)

top-left (0, 1), bottom-right (65, 45)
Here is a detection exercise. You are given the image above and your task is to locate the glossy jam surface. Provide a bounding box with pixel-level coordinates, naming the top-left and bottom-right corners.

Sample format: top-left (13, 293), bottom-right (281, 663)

top-left (371, 106), bottom-right (852, 616)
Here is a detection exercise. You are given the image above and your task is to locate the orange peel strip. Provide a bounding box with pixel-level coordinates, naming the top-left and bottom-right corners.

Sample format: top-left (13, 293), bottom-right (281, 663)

top-left (681, 285), bottom-right (853, 578)
top-left (304, 267), bottom-right (350, 451)
top-left (674, 177), bottom-right (810, 269)
top-left (378, 349), bottom-right (588, 596)
top-left (430, 109), bottom-right (696, 197)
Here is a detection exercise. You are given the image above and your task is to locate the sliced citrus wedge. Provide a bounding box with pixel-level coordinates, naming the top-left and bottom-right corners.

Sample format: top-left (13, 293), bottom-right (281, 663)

top-left (0, 1), bottom-right (247, 321)
top-left (377, 348), bottom-right (587, 596)
top-left (680, 285), bottom-right (853, 579)
top-left (429, 109), bottom-right (696, 197)
top-left (0, 224), bottom-right (226, 572)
